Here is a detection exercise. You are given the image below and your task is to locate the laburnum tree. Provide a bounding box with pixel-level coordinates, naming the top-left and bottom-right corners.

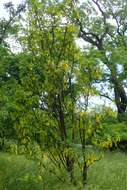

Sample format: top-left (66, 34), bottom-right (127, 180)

top-left (71, 0), bottom-right (127, 120)
top-left (12, 0), bottom-right (102, 185)
top-left (19, 0), bottom-right (82, 183)
top-left (0, 0), bottom-right (105, 187)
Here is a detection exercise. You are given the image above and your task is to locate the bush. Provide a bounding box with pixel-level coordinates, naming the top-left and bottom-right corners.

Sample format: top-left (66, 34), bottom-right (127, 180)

top-left (92, 121), bottom-right (127, 150)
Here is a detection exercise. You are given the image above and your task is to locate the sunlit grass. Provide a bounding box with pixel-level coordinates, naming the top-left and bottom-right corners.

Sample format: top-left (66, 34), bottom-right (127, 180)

top-left (87, 151), bottom-right (127, 190)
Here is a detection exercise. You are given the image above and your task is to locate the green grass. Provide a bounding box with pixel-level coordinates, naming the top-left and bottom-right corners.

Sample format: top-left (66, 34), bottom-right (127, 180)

top-left (0, 151), bottom-right (127, 189)
top-left (0, 152), bottom-right (43, 190)
top-left (87, 151), bottom-right (127, 190)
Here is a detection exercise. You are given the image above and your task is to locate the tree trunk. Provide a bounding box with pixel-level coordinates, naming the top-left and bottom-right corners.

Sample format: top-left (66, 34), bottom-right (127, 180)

top-left (114, 85), bottom-right (127, 117)
top-left (78, 23), bottom-right (127, 119)
top-left (58, 94), bottom-right (67, 141)
top-left (65, 155), bottom-right (75, 182)
top-left (57, 94), bottom-right (75, 182)
top-left (111, 72), bottom-right (127, 119)
top-left (82, 160), bottom-right (87, 185)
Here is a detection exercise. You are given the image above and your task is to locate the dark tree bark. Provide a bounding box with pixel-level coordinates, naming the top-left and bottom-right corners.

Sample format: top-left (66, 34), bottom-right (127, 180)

top-left (65, 155), bottom-right (74, 182)
top-left (109, 68), bottom-right (127, 118)
top-left (114, 82), bottom-right (127, 117)
top-left (53, 93), bottom-right (75, 182)
top-left (83, 161), bottom-right (87, 185)
top-left (57, 94), bottom-right (67, 141)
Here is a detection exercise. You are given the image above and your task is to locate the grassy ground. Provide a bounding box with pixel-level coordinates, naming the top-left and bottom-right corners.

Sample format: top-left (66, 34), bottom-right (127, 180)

top-left (87, 151), bottom-right (127, 190)
top-left (0, 152), bottom-right (43, 190)
top-left (0, 151), bottom-right (127, 189)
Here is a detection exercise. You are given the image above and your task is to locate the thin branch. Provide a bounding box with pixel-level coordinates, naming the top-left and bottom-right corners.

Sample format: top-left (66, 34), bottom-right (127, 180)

top-left (99, 93), bottom-right (114, 102)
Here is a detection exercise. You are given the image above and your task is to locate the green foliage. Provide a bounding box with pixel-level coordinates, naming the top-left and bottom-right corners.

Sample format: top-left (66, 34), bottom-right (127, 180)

top-left (93, 119), bottom-right (127, 149)
top-left (1, 0), bottom-right (127, 189)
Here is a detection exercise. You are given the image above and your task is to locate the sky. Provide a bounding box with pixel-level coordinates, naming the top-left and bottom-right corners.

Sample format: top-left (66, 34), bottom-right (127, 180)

top-left (0, 0), bottom-right (23, 7)
top-left (0, 0), bottom-right (25, 52)
top-left (0, 0), bottom-right (24, 18)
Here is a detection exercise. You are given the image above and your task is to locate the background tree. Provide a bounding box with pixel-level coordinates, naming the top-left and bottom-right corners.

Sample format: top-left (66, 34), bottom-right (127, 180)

top-left (72, 0), bottom-right (127, 120)
top-left (0, 2), bottom-right (26, 148)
